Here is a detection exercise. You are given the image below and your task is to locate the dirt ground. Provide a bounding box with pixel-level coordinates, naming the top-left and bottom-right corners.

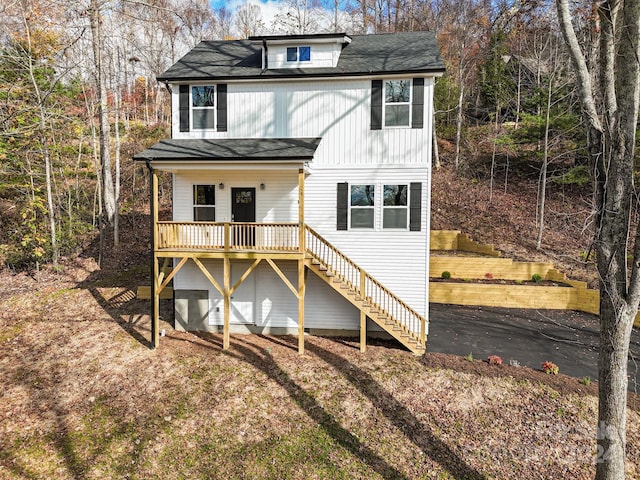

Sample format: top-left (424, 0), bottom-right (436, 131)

top-left (1, 248), bottom-right (639, 478)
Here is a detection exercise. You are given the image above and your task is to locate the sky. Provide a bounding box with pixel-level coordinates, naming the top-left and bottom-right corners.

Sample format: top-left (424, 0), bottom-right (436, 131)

top-left (209, 0), bottom-right (286, 30)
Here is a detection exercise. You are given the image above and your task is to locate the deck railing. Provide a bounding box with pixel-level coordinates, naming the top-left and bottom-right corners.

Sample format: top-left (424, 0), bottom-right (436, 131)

top-left (156, 222), bottom-right (300, 251)
top-left (305, 225), bottom-right (427, 345)
top-left (155, 221), bottom-right (425, 346)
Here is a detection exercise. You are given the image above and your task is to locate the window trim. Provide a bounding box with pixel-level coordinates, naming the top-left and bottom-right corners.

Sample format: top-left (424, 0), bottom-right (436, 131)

top-left (337, 182), bottom-right (422, 231)
top-left (349, 184), bottom-right (376, 229)
top-left (383, 79), bottom-right (412, 128)
top-left (382, 184), bottom-right (409, 229)
top-left (190, 85), bottom-right (216, 131)
top-left (193, 184), bottom-right (216, 222)
top-left (286, 46), bottom-right (311, 63)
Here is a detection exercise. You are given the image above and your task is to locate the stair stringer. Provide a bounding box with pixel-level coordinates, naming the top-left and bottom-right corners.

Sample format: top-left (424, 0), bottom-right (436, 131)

top-left (304, 256), bottom-right (426, 355)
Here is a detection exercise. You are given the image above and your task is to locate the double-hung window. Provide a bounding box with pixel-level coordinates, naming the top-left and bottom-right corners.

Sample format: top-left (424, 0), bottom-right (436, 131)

top-left (193, 185), bottom-right (216, 221)
top-left (384, 80), bottom-right (411, 127)
top-left (383, 184), bottom-right (408, 228)
top-left (350, 184), bottom-right (375, 228)
top-left (191, 85), bottom-right (216, 130)
top-left (179, 84), bottom-right (227, 132)
top-left (286, 46), bottom-right (311, 62)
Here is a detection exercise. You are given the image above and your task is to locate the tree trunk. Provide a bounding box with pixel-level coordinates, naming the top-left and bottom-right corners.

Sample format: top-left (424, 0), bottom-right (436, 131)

top-left (454, 82), bottom-right (464, 170)
top-left (89, 0), bottom-right (116, 227)
top-left (22, 8), bottom-right (58, 264)
top-left (114, 89), bottom-right (121, 249)
top-left (556, 1), bottom-right (640, 478)
top-left (432, 105), bottom-right (441, 170)
top-left (536, 75), bottom-right (553, 250)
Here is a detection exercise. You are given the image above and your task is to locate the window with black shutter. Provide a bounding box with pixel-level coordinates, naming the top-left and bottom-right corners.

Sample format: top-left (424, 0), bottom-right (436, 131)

top-left (177, 83), bottom-right (228, 132)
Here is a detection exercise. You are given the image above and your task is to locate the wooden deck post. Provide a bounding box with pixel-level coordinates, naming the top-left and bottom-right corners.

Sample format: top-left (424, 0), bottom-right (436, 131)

top-left (223, 256), bottom-right (231, 350)
top-left (151, 168), bottom-right (160, 349)
top-left (298, 258), bottom-right (305, 355)
top-left (298, 167), bottom-right (306, 354)
top-left (360, 270), bottom-right (366, 352)
top-left (298, 168), bottom-right (305, 252)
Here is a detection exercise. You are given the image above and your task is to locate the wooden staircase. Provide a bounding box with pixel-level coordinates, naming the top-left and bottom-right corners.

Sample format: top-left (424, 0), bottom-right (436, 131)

top-left (304, 226), bottom-right (427, 355)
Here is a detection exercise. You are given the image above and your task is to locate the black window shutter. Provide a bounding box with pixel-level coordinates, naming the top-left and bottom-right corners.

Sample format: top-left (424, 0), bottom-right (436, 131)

top-left (409, 182), bottom-right (422, 231)
top-left (371, 80), bottom-right (383, 130)
top-left (337, 182), bottom-right (348, 230)
top-left (179, 85), bottom-right (190, 132)
top-left (217, 84), bottom-right (227, 132)
top-left (411, 78), bottom-right (424, 129)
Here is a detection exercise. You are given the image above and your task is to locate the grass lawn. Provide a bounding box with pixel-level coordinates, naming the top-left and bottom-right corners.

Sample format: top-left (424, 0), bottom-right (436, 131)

top-left (0, 258), bottom-right (639, 479)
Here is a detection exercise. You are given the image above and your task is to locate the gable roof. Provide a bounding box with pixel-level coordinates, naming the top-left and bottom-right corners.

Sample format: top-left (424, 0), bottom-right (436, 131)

top-left (158, 31), bottom-right (444, 82)
top-left (133, 138), bottom-right (321, 163)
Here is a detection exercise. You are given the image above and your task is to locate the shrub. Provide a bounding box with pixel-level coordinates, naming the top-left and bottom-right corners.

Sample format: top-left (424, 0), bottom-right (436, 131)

top-left (541, 361), bottom-right (559, 375)
top-left (531, 273), bottom-right (543, 283)
top-left (484, 273), bottom-right (494, 279)
top-left (580, 376), bottom-right (591, 386)
top-left (488, 355), bottom-right (502, 365)
top-left (464, 352), bottom-right (474, 362)
top-left (441, 271), bottom-right (451, 280)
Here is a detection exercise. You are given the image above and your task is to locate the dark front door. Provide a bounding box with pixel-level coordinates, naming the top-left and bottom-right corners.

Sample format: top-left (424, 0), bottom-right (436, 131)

top-left (232, 188), bottom-right (256, 247)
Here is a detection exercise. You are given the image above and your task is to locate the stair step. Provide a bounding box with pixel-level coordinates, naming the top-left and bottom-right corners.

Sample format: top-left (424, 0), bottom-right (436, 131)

top-left (318, 266), bottom-right (328, 271)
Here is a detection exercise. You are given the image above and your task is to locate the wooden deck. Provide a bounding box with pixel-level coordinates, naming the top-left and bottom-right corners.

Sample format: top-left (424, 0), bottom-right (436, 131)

top-left (148, 220), bottom-right (427, 355)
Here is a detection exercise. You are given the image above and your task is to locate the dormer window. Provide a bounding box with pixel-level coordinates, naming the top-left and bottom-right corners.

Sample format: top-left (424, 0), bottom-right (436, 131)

top-left (286, 46), bottom-right (311, 62)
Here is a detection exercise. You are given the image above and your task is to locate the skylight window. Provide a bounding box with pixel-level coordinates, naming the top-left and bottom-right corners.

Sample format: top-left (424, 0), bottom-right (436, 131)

top-left (287, 46), bottom-right (311, 62)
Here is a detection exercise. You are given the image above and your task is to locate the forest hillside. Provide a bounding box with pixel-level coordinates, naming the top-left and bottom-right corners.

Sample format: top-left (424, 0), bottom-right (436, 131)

top-left (0, 0), bottom-right (605, 284)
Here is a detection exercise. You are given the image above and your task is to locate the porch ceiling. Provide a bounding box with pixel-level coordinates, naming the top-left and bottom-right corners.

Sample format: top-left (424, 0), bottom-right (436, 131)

top-left (133, 137), bottom-right (321, 165)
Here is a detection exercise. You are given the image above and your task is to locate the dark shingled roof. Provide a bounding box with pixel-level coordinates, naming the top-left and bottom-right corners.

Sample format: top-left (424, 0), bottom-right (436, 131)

top-left (133, 138), bottom-right (321, 162)
top-left (157, 31), bottom-right (444, 82)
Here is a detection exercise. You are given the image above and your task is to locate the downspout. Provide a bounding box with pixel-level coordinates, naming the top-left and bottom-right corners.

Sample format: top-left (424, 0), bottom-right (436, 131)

top-left (262, 39), bottom-right (268, 72)
top-left (145, 159), bottom-right (157, 348)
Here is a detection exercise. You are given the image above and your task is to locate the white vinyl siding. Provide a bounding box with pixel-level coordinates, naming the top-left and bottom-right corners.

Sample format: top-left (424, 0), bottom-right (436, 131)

top-left (171, 77), bottom-right (434, 168)
top-left (171, 165), bottom-right (430, 325)
top-left (167, 74), bottom-right (434, 330)
top-left (268, 43), bottom-right (342, 68)
top-left (173, 170), bottom-right (299, 223)
top-left (305, 166), bottom-right (430, 315)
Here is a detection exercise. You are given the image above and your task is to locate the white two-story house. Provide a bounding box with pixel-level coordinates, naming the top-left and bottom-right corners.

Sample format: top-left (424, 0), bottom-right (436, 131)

top-left (134, 31), bottom-right (445, 354)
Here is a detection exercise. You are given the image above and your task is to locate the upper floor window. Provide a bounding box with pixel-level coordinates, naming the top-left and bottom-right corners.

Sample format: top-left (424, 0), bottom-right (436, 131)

top-left (179, 84), bottom-right (227, 133)
top-left (287, 46), bottom-right (311, 62)
top-left (384, 80), bottom-right (411, 127)
top-left (370, 78), bottom-right (424, 130)
top-left (383, 184), bottom-right (408, 228)
top-left (191, 86), bottom-right (215, 130)
top-left (350, 184), bottom-right (375, 228)
top-left (193, 185), bottom-right (216, 221)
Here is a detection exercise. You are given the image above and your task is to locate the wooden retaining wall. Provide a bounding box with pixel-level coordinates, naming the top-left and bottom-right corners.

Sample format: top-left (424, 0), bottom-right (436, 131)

top-left (430, 256), bottom-right (554, 281)
top-left (429, 231), bottom-right (639, 327)
top-left (430, 230), bottom-right (501, 257)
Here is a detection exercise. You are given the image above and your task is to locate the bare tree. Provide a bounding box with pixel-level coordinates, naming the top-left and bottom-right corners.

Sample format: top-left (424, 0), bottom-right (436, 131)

top-left (271, 0), bottom-right (320, 34)
top-left (235, 3), bottom-right (264, 38)
top-left (435, 0), bottom-right (489, 170)
top-left (556, 1), bottom-right (640, 478)
top-left (215, 7), bottom-right (234, 39)
top-left (89, 0), bottom-right (117, 247)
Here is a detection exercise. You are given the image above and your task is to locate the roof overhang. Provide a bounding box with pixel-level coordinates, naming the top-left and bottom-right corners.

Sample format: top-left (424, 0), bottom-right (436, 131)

top-left (134, 137), bottom-right (321, 171)
top-left (249, 33), bottom-right (352, 46)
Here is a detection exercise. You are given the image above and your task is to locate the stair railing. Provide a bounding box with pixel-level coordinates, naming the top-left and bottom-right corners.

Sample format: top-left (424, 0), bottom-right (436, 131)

top-left (305, 225), bottom-right (426, 346)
